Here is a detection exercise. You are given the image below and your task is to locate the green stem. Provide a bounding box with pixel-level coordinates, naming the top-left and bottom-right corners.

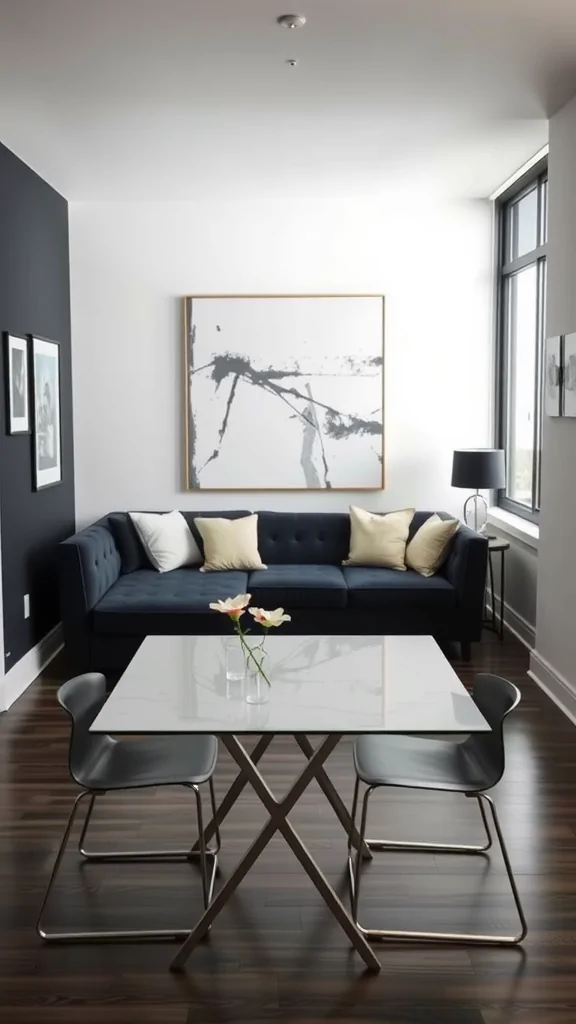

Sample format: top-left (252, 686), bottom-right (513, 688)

top-left (235, 627), bottom-right (271, 688)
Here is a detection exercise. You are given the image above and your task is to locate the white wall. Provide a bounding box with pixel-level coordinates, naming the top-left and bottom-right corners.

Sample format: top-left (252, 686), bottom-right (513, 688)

top-left (69, 197), bottom-right (492, 526)
top-left (531, 94), bottom-right (576, 708)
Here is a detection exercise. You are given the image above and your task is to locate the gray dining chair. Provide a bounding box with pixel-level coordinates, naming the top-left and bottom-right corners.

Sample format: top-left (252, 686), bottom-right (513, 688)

top-left (37, 672), bottom-right (220, 942)
top-left (348, 672), bottom-right (527, 945)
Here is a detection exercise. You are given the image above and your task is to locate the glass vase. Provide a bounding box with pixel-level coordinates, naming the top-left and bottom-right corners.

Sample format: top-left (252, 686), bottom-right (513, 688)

top-left (244, 641), bottom-right (270, 705)
top-left (225, 637), bottom-right (246, 682)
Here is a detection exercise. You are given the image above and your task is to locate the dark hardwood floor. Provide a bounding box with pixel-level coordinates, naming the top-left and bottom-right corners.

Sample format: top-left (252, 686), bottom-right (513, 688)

top-left (1, 632), bottom-right (575, 1022)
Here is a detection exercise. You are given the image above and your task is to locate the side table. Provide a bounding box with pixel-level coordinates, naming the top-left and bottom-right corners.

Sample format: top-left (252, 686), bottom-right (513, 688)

top-left (485, 536), bottom-right (510, 641)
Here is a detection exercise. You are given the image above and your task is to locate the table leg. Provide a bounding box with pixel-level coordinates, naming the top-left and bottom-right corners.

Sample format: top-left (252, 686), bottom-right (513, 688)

top-left (190, 734), bottom-right (274, 852)
top-left (171, 733), bottom-right (380, 974)
top-left (293, 734), bottom-right (372, 861)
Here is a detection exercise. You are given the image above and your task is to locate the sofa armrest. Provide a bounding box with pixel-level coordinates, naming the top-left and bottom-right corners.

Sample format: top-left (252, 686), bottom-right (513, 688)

top-left (59, 522), bottom-right (122, 621)
top-left (441, 519), bottom-right (488, 622)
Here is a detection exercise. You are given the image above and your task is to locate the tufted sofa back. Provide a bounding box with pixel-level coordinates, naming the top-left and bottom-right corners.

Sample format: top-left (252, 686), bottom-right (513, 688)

top-left (107, 508), bottom-right (447, 572)
top-left (60, 510), bottom-right (452, 616)
top-left (256, 511), bottom-right (351, 565)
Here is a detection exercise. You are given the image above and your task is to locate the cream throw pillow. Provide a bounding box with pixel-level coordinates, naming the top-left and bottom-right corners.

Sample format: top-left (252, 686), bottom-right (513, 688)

top-left (195, 514), bottom-right (267, 572)
top-left (129, 511), bottom-right (202, 573)
top-left (343, 506), bottom-right (415, 570)
top-left (406, 513), bottom-right (459, 577)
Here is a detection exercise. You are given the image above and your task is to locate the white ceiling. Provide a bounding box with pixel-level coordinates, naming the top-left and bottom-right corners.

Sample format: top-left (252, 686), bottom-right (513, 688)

top-left (0, 0), bottom-right (570, 201)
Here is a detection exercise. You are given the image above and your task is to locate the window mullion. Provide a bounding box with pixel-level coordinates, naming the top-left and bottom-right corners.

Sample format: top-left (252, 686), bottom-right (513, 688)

top-left (531, 258), bottom-right (544, 512)
top-left (495, 165), bottom-right (546, 525)
top-left (532, 256), bottom-right (541, 512)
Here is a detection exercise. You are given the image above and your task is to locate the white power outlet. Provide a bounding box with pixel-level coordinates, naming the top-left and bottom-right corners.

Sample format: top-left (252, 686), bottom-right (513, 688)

top-left (23, 594), bottom-right (30, 619)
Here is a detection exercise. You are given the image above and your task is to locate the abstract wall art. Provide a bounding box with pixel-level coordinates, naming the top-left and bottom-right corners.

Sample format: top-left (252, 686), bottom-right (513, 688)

top-left (184, 295), bottom-right (384, 490)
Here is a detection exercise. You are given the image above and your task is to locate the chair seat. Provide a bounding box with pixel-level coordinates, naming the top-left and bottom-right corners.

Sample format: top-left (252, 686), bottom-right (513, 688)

top-left (354, 734), bottom-right (490, 793)
top-left (79, 734), bottom-right (218, 790)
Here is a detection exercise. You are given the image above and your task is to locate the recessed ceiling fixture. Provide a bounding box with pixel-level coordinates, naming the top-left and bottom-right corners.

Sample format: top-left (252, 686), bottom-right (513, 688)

top-left (277, 14), bottom-right (307, 29)
top-left (286, 59), bottom-right (299, 67)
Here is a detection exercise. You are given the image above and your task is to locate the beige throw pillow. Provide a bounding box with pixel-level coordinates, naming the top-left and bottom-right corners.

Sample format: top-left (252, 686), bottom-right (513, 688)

top-left (343, 506), bottom-right (415, 570)
top-left (195, 514), bottom-right (267, 572)
top-left (406, 513), bottom-right (459, 577)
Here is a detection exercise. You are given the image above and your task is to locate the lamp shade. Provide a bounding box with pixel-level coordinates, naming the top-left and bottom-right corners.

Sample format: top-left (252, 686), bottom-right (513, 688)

top-left (451, 449), bottom-right (506, 490)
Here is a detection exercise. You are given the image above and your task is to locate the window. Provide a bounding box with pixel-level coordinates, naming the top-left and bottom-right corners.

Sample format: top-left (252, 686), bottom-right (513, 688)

top-left (496, 164), bottom-right (547, 522)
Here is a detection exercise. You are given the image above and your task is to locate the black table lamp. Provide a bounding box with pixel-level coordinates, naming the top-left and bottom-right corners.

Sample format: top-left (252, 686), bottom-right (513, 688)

top-left (451, 449), bottom-right (506, 533)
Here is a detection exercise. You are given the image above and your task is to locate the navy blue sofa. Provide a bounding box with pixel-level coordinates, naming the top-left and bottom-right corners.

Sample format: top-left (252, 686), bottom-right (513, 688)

top-left (58, 510), bottom-right (488, 674)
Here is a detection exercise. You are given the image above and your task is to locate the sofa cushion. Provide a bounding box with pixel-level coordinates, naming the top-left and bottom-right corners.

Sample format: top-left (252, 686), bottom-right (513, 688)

top-left (343, 566), bottom-right (456, 611)
top-left (256, 512), bottom-right (351, 566)
top-left (248, 564), bottom-right (348, 609)
top-left (93, 568), bottom-right (249, 633)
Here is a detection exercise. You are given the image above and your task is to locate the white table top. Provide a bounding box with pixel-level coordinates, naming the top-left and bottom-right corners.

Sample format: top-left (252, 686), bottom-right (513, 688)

top-left (90, 634), bottom-right (489, 736)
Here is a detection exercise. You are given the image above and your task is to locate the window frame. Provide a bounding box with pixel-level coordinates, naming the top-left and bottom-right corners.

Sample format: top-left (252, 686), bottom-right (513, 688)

top-left (494, 159), bottom-right (548, 524)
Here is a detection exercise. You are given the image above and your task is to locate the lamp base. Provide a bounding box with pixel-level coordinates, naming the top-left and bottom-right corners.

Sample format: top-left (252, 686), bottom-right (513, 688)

top-left (463, 491), bottom-right (488, 534)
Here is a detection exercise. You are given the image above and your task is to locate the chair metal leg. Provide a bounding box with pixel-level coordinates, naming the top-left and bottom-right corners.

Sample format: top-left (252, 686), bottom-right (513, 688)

top-left (348, 784), bottom-right (527, 946)
top-left (363, 793), bottom-right (493, 855)
top-left (208, 778), bottom-right (222, 856)
top-left (189, 783), bottom-right (217, 909)
top-left (37, 791), bottom-right (91, 940)
top-left (78, 786), bottom-right (219, 861)
top-left (478, 793), bottom-right (527, 944)
top-left (347, 777), bottom-right (360, 857)
top-left (350, 783), bottom-right (373, 920)
top-left (77, 793), bottom-right (97, 856)
top-left (38, 782), bottom-right (219, 943)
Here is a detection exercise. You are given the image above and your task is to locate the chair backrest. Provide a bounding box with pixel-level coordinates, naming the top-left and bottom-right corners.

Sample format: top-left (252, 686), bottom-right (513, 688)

top-left (58, 673), bottom-right (115, 787)
top-left (462, 673), bottom-right (521, 789)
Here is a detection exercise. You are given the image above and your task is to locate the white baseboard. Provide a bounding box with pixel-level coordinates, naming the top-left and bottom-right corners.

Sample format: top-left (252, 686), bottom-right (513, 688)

top-left (529, 649), bottom-right (576, 727)
top-left (0, 623), bottom-right (63, 712)
top-left (485, 598), bottom-right (535, 651)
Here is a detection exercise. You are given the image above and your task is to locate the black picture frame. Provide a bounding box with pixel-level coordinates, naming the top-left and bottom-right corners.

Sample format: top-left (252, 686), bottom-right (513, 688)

top-left (3, 332), bottom-right (30, 434)
top-left (31, 334), bottom-right (62, 491)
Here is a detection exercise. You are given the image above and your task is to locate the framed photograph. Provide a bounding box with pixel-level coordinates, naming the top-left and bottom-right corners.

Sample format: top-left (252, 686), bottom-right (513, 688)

top-left (544, 335), bottom-right (562, 417)
top-left (183, 295), bottom-right (384, 490)
top-left (32, 336), bottom-right (62, 490)
top-left (562, 332), bottom-right (576, 417)
top-left (4, 333), bottom-right (30, 434)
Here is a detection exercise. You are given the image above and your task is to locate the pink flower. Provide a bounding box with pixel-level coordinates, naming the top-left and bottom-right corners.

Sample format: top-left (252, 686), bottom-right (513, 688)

top-left (248, 607), bottom-right (291, 628)
top-left (209, 594), bottom-right (251, 621)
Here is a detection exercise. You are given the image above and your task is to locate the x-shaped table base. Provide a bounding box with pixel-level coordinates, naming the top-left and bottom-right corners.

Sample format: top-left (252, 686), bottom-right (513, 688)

top-left (171, 733), bottom-right (381, 972)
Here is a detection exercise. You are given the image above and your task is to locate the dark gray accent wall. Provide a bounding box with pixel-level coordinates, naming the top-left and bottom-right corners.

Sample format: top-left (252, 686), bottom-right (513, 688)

top-left (0, 142), bottom-right (75, 671)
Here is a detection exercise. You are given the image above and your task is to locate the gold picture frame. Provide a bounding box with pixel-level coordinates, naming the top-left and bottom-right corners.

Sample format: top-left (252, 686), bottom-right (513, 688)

top-left (183, 294), bottom-right (385, 491)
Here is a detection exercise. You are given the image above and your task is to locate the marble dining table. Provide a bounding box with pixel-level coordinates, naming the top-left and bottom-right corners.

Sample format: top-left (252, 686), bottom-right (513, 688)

top-left (91, 632), bottom-right (489, 972)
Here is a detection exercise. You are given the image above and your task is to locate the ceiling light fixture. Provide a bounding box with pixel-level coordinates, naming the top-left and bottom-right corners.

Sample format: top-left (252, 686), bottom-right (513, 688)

top-left (277, 14), bottom-right (307, 29)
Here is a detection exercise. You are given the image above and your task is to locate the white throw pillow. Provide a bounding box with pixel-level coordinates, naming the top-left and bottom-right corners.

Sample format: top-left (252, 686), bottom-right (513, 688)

top-left (343, 506), bottom-right (415, 570)
top-left (405, 513), bottom-right (459, 577)
top-left (129, 511), bottom-right (202, 573)
top-left (195, 513), bottom-right (267, 572)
